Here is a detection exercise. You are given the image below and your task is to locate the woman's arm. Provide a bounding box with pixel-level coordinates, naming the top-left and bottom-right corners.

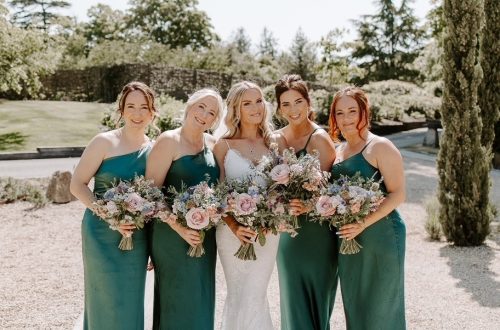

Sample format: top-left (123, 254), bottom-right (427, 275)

top-left (70, 134), bottom-right (109, 209)
top-left (308, 131), bottom-right (336, 172)
top-left (146, 132), bottom-right (201, 247)
top-left (213, 140), bottom-right (256, 243)
top-left (339, 138), bottom-right (405, 240)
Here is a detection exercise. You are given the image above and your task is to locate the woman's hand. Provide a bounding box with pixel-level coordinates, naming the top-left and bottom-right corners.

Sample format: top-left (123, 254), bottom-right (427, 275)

top-left (289, 199), bottom-right (312, 216)
top-left (338, 222), bottom-right (366, 240)
top-left (117, 223), bottom-right (136, 237)
top-left (173, 225), bottom-right (201, 247)
top-left (229, 223), bottom-right (257, 244)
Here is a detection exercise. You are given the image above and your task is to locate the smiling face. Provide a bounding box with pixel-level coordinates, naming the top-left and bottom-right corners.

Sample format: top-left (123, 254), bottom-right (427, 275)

top-left (333, 95), bottom-right (366, 136)
top-left (122, 90), bottom-right (153, 130)
top-left (239, 88), bottom-right (265, 126)
top-left (185, 95), bottom-right (219, 131)
top-left (278, 89), bottom-right (310, 125)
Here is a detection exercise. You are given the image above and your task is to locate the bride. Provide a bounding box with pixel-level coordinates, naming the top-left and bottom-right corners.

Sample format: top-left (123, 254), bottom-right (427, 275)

top-left (213, 81), bottom-right (286, 330)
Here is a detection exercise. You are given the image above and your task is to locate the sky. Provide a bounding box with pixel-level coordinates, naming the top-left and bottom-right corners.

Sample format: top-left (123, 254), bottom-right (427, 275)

top-left (63, 0), bottom-right (434, 50)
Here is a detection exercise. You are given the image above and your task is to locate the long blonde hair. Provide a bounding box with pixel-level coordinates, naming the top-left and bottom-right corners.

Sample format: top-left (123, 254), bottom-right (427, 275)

top-left (223, 81), bottom-right (274, 147)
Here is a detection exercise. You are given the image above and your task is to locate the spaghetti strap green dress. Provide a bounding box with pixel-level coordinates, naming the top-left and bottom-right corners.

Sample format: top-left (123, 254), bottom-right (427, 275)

top-left (277, 128), bottom-right (339, 330)
top-left (331, 143), bottom-right (406, 330)
top-left (150, 144), bottom-right (220, 330)
top-left (81, 147), bottom-right (150, 330)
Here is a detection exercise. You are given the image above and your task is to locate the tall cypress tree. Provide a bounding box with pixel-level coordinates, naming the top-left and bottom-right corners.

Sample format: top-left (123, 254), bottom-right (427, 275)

top-left (437, 0), bottom-right (490, 245)
top-left (479, 0), bottom-right (500, 157)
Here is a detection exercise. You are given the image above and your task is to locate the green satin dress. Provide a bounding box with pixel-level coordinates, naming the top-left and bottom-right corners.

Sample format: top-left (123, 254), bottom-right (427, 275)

top-left (331, 144), bottom-right (406, 330)
top-left (277, 128), bottom-right (339, 330)
top-left (150, 145), bottom-right (219, 330)
top-left (81, 147), bottom-right (150, 330)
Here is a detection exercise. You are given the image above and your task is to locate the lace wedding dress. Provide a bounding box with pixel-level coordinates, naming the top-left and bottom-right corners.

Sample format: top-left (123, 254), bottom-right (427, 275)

top-left (216, 148), bottom-right (279, 330)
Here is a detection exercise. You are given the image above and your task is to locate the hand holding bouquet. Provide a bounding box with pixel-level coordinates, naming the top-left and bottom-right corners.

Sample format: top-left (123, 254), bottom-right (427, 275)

top-left (168, 181), bottom-right (225, 257)
top-left (314, 173), bottom-right (385, 254)
top-left (261, 144), bottom-right (330, 228)
top-left (92, 175), bottom-right (166, 250)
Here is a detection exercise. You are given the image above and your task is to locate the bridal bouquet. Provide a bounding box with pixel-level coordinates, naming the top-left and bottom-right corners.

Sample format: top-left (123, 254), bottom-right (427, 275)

top-left (169, 181), bottom-right (226, 257)
top-left (92, 175), bottom-right (166, 250)
top-left (261, 143), bottom-right (330, 228)
top-left (222, 175), bottom-right (282, 261)
top-left (314, 173), bottom-right (385, 254)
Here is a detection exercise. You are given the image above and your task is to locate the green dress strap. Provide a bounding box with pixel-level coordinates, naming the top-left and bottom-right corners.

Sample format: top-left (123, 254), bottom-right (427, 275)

top-left (296, 127), bottom-right (322, 157)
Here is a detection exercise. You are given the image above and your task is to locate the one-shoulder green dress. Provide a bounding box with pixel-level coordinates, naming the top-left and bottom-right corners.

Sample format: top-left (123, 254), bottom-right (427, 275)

top-left (150, 145), bottom-right (220, 330)
top-left (81, 147), bottom-right (150, 330)
top-left (277, 129), bottom-right (339, 330)
top-left (331, 143), bottom-right (406, 330)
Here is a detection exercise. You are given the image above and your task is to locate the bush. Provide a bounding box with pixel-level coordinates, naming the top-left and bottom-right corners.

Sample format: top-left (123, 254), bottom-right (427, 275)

top-left (363, 80), bottom-right (441, 121)
top-left (0, 177), bottom-right (48, 208)
top-left (424, 196), bottom-right (442, 241)
top-left (101, 94), bottom-right (184, 138)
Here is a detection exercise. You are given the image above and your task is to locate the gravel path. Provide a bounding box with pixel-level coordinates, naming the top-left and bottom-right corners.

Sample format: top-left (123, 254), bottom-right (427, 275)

top-left (1, 153), bottom-right (499, 329)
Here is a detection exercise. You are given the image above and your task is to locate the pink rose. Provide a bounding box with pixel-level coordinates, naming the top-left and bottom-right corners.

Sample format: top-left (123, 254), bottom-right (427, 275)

top-left (315, 195), bottom-right (341, 217)
top-left (270, 164), bottom-right (290, 185)
top-left (235, 193), bottom-right (257, 215)
top-left (105, 201), bottom-right (119, 215)
top-left (185, 207), bottom-right (210, 229)
top-left (124, 193), bottom-right (145, 212)
top-left (350, 201), bottom-right (362, 214)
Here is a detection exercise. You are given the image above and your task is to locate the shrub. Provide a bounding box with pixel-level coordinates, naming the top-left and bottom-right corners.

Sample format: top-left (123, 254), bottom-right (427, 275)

top-left (362, 80), bottom-right (441, 121)
top-left (424, 196), bottom-right (442, 241)
top-left (0, 177), bottom-right (48, 208)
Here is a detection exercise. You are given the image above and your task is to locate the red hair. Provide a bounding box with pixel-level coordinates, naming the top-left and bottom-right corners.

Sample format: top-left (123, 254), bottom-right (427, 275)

top-left (328, 86), bottom-right (371, 142)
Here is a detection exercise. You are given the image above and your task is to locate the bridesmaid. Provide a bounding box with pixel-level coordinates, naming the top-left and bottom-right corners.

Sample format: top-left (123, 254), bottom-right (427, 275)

top-left (70, 81), bottom-right (157, 330)
top-left (146, 88), bottom-right (224, 330)
top-left (274, 74), bottom-right (338, 330)
top-left (330, 87), bottom-right (406, 329)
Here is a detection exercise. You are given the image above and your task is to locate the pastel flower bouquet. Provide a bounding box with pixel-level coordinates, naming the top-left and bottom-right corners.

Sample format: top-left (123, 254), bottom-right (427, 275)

top-left (168, 181), bottom-right (226, 257)
top-left (314, 172), bottom-right (385, 254)
top-left (92, 175), bottom-right (166, 250)
top-left (222, 175), bottom-right (281, 261)
top-left (262, 144), bottom-right (330, 229)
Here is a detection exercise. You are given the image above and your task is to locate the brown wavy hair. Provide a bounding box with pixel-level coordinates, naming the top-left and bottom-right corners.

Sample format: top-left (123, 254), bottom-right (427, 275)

top-left (328, 86), bottom-right (370, 142)
top-left (116, 81), bottom-right (159, 131)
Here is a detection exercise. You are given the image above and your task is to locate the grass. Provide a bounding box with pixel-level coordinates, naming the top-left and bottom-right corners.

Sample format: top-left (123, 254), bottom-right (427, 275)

top-left (0, 100), bottom-right (109, 151)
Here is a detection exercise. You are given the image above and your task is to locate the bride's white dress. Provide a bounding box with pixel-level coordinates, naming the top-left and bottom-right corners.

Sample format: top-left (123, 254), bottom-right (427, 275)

top-left (216, 148), bottom-right (279, 330)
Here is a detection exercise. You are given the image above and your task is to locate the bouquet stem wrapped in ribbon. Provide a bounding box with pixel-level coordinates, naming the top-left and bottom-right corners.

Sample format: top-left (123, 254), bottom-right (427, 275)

top-left (92, 175), bottom-right (166, 250)
top-left (314, 172), bottom-right (385, 254)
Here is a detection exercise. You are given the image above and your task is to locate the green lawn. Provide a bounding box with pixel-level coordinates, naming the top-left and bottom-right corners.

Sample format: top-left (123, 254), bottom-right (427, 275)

top-left (0, 100), bottom-right (109, 151)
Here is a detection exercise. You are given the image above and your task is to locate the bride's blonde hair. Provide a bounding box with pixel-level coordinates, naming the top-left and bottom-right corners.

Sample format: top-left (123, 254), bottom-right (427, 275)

top-left (223, 81), bottom-right (274, 147)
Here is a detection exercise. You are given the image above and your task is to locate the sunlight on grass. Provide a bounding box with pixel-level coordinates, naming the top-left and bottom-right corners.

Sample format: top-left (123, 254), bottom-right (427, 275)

top-left (0, 100), bottom-right (109, 151)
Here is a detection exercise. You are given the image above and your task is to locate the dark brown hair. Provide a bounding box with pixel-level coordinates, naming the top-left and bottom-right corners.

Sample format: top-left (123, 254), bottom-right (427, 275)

top-left (274, 74), bottom-right (315, 121)
top-left (329, 86), bottom-right (370, 142)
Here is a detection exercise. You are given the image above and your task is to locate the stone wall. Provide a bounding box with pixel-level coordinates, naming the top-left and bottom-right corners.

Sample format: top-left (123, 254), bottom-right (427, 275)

top-left (40, 64), bottom-right (272, 102)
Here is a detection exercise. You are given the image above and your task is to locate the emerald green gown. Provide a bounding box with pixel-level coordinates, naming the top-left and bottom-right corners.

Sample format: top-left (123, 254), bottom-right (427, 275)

top-left (81, 147), bottom-right (150, 330)
top-left (150, 145), bottom-right (219, 330)
top-left (277, 128), bottom-right (339, 330)
top-left (331, 145), bottom-right (406, 330)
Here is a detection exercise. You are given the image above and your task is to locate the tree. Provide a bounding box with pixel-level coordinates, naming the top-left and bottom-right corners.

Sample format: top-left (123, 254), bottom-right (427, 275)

top-left (437, 0), bottom-right (491, 245)
top-left (479, 0), bottom-right (500, 157)
top-left (127, 0), bottom-right (218, 49)
top-left (229, 27), bottom-right (251, 54)
top-left (351, 0), bottom-right (425, 83)
top-left (258, 27), bottom-right (278, 59)
top-left (286, 28), bottom-right (317, 81)
top-left (317, 28), bottom-right (352, 84)
top-left (83, 4), bottom-right (127, 45)
top-left (9, 0), bottom-right (70, 32)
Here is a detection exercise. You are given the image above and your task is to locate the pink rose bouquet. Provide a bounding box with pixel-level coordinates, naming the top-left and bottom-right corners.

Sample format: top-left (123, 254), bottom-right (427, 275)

top-left (92, 175), bottom-right (166, 250)
top-left (260, 143), bottom-right (330, 229)
top-left (169, 181), bottom-right (225, 257)
top-left (313, 172), bottom-right (385, 254)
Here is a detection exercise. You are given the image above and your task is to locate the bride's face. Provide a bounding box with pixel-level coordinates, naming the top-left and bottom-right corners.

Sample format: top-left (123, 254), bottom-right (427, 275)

top-left (239, 88), bottom-right (265, 126)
